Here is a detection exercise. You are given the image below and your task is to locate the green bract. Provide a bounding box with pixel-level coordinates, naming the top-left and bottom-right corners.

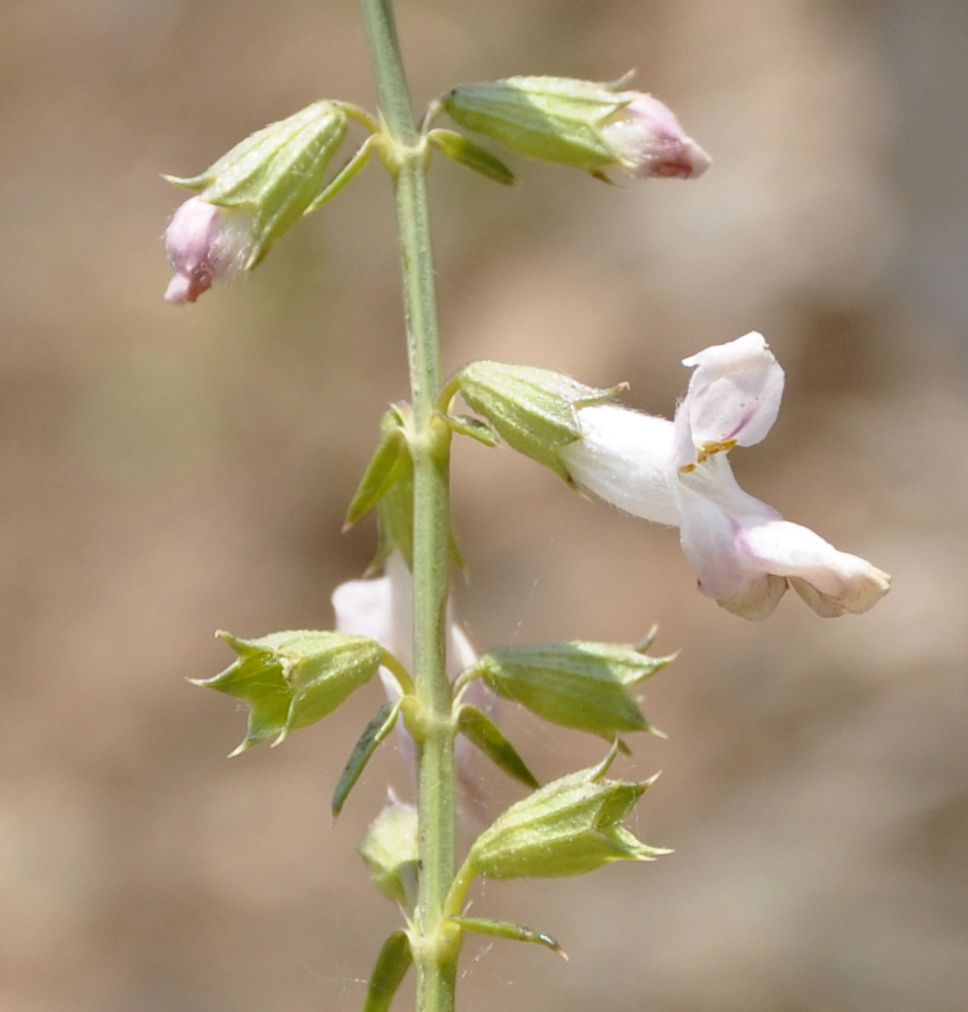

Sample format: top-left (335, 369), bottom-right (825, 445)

top-left (473, 639), bottom-right (673, 740)
top-left (443, 76), bottom-right (632, 173)
top-left (192, 629), bottom-right (384, 754)
top-left (467, 748), bottom-right (667, 879)
top-left (455, 361), bottom-right (621, 478)
top-left (359, 794), bottom-right (420, 907)
top-left (166, 100), bottom-right (348, 268)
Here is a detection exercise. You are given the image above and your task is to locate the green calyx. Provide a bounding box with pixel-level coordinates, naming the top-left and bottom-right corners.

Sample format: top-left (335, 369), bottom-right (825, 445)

top-left (443, 76), bottom-right (633, 174)
top-left (166, 100), bottom-right (349, 268)
top-left (467, 745), bottom-right (668, 880)
top-left (472, 637), bottom-right (674, 741)
top-left (454, 361), bottom-right (622, 479)
top-left (359, 793), bottom-right (420, 908)
top-left (192, 629), bottom-right (384, 755)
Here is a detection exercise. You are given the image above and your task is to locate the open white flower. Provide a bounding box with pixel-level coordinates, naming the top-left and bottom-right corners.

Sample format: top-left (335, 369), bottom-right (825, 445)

top-left (560, 333), bottom-right (891, 619)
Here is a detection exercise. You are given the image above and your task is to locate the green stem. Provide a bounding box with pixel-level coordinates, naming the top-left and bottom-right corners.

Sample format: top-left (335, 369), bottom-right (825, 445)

top-left (362, 2), bottom-right (458, 1010)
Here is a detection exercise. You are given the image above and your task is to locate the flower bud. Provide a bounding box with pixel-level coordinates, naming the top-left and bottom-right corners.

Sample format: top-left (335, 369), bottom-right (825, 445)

top-left (474, 639), bottom-right (672, 741)
top-left (164, 100), bottom-right (348, 299)
top-left (455, 361), bottom-right (621, 478)
top-left (600, 93), bottom-right (710, 180)
top-left (444, 76), bottom-right (708, 180)
top-left (163, 196), bottom-right (253, 304)
top-left (358, 792), bottom-right (419, 907)
top-left (467, 748), bottom-right (667, 880)
top-left (191, 629), bottom-right (384, 755)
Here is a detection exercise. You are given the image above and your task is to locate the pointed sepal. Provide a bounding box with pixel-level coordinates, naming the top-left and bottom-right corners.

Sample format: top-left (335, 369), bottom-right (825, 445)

top-left (456, 705), bottom-right (539, 789)
top-left (467, 747), bottom-right (669, 879)
top-left (445, 413), bottom-right (500, 448)
top-left (192, 629), bottom-right (384, 754)
top-left (332, 701), bottom-right (402, 818)
top-left (344, 424), bottom-right (409, 531)
top-left (472, 637), bottom-right (674, 741)
top-left (363, 930), bottom-right (413, 1012)
top-left (428, 129), bottom-right (515, 185)
top-left (450, 916), bottom-right (566, 959)
top-left (456, 361), bottom-right (623, 478)
top-left (166, 100), bottom-right (349, 269)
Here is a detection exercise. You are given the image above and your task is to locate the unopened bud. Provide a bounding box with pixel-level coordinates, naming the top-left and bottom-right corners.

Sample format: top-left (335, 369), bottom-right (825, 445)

top-left (164, 196), bottom-right (253, 304)
top-left (163, 100), bottom-right (348, 300)
top-left (444, 76), bottom-right (708, 180)
top-left (600, 93), bottom-right (710, 180)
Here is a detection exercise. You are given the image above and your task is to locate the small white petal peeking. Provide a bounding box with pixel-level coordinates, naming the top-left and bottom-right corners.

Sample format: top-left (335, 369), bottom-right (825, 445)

top-left (332, 554), bottom-right (488, 800)
top-left (559, 334), bottom-right (891, 619)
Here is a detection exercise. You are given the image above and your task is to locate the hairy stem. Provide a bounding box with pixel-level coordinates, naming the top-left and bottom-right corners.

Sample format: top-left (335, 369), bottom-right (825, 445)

top-left (362, 1), bottom-right (458, 1009)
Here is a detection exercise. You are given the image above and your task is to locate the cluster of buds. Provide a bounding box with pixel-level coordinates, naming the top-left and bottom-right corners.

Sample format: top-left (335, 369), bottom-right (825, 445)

top-left (163, 75), bottom-right (709, 303)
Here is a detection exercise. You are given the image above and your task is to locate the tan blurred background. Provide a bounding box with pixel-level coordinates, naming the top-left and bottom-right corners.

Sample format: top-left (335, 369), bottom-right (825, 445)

top-left (3, 0), bottom-right (966, 1009)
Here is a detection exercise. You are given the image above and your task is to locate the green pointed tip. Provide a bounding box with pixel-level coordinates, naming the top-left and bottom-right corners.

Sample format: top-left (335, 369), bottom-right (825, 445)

top-left (644, 722), bottom-right (669, 741)
top-left (591, 739), bottom-right (621, 782)
top-left (605, 69), bottom-right (637, 91)
top-left (162, 172), bottom-right (207, 190)
top-left (635, 625), bottom-right (659, 651)
top-left (215, 629), bottom-right (244, 648)
top-left (227, 739), bottom-right (251, 759)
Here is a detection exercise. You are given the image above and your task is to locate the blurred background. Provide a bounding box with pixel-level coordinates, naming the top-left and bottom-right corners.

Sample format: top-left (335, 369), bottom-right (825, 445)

top-left (2, 0), bottom-right (966, 1009)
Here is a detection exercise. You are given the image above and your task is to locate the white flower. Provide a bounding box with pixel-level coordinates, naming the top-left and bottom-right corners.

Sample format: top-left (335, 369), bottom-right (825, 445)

top-left (559, 333), bottom-right (891, 619)
top-left (332, 554), bottom-right (486, 797)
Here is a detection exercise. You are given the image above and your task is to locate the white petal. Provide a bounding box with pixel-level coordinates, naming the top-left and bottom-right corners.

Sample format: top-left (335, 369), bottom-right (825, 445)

top-left (675, 332), bottom-right (784, 469)
top-left (677, 481), bottom-right (762, 600)
top-left (332, 573), bottom-right (395, 647)
top-left (561, 405), bottom-right (680, 525)
top-left (677, 456), bottom-right (890, 619)
top-left (742, 521), bottom-right (891, 616)
top-left (331, 571), bottom-right (406, 702)
top-left (716, 574), bottom-right (787, 620)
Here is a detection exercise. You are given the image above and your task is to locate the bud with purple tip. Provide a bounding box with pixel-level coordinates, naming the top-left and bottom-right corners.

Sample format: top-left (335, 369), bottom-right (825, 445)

top-left (163, 100), bottom-right (348, 302)
top-left (443, 75), bottom-right (709, 181)
top-left (600, 92), bottom-right (710, 180)
top-left (163, 197), bottom-right (253, 304)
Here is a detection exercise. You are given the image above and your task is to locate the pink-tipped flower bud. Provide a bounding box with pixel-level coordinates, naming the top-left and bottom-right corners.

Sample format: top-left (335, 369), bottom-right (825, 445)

top-left (163, 197), bottom-right (252, 304)
top-left (163, 101), bottom-right (348, 303)
top-left (601, 94), bottom-right (711, 180)
top-left (444, 76), bottom-right (710, 182)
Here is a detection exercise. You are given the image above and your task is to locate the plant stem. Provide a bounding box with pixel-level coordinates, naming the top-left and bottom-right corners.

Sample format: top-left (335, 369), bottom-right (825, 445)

top-left (362, 2), bottom-right (458, 1010)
